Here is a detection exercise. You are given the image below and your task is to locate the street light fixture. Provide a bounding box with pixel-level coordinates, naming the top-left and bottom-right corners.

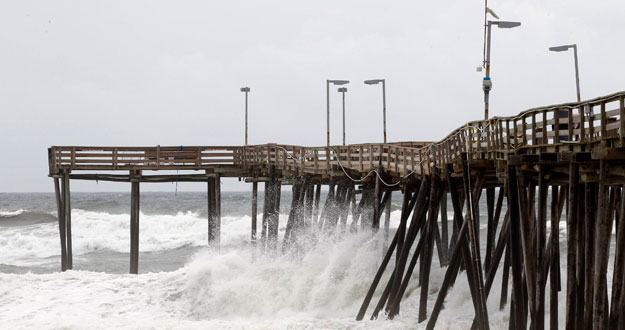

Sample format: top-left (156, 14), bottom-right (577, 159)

top-left (337, 87), bottom-right (348, 145)
top-left (364, 79), bottom-right (387, 143)
top-left (549, 44), bottom-right (581, 102)
top-left (483, 20), bottom-right (521, 120)
top-left (240, 87), bottom-right (250, 146)
top-left (326, 80), bottom-right (349, 146)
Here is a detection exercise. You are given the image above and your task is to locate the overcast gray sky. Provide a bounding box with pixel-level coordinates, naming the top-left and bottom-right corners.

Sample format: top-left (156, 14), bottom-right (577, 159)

top-left (1, 0), bottom-right (624, 192)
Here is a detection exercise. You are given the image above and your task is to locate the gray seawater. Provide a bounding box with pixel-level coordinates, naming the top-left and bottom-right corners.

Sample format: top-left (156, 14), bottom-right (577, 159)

top-left (1, 191), bottom-right (321, 274)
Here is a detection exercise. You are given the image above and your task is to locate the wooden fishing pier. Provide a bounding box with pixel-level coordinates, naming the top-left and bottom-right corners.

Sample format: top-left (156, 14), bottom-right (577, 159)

top-left (48, 90), bottom-right (625, 329)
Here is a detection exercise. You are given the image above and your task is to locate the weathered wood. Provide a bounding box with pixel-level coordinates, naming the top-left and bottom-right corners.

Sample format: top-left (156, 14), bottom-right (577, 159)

top-left (208, 177), bottom-right (217, 243)
top-left (549, 185), bottom-right (559, 330)
top-left (584, 182), bottom-right (597, 330)
top-left (535, 165), bottom-right (548, 330)
top-left (305, 182), bottom-right (314, 228)
top-left (508, 165), bottom-right (527, 330)
top-left (269, 176), bottom-right (281, 252)
top-left (575, 181), bottom-right (585, 328)
top-left (130, 176), bottom-right (140, 274)
top-left (517, 170), bottom-right (537, 326)
top-left (566, 162), bottom-right (579, 330)
top-left (593, 160), bottom-right (614, 330)
top-left (373, 165), bottom-right (383, 232)
top-left (313, 183), bottom-right (321, 225)
top-left (460, 153), bottom-right (490, 330)
top-left (385, 176), bottom-right (431, 317)
top-left (419, 169), bottom-right (443, 322)
top-left (370, 268), bottom-right (397, 320)
top-left (215, 174), bottom-right (221, 244)
top-left (62, 172), bottom-right (73, 269)
top-left (440, 192), bottom-right (449, 263)
top-left (444, 163), bottom-right (481, 327)
top-left (384, 185), bottom-right (418, 312)
top-left (251, 181), bottom-right (258, 243)
top-left (54, 177), bottom-right (68, 271)
top-left (610, 184), bottom-right (625, 327)
top-left (426, 210), bottom-right (470, 330)
top-left (500, 236), bottom-right (511, 310)
top-left (355, 230), bottom-right (399, 321)
top-left (384, 190), bottom-right (392, 241)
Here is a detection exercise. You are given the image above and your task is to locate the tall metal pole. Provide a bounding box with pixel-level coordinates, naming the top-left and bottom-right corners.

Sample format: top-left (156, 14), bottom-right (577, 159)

top-left (484, 22), bottom-right (492, 120)
top-left (245, 90), bottom-right (249, 146)
top-left (241, 87), bottom-right (251, 146)
top-left (573, 45), bottom-right (581, 102)
top-left (342, 90), bottom-right (346, 146)
top-left (326, 80), bottom-right (330, 146)
top-left (382, 80), bottom-right (387, 143)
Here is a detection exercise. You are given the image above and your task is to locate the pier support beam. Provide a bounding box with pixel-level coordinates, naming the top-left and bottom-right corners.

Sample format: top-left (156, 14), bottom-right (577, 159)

top-left (61, 171), bottom-right (73, 270)
top-left (251, 181), bottom-right (258, 244)
top-left (54, 176), bottom-right (68, 271)
top-left (593, 160), bottom-right (614, 330)
top-left (130, 171), bottom-right (140, 274)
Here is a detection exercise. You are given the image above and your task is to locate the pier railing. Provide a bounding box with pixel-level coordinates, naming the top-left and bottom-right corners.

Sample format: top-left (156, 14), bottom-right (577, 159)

top-left (48, 91), bottom-right (625, 178)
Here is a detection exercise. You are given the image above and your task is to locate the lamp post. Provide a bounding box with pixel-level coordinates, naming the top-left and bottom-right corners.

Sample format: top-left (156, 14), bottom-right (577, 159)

top-left (364, 79), bottom-right (387, 143)
top-left (549, 44), bottom-right (581, 102)
top-left (338, 87), bottom-right (348, 145)
top-left (326, 80), bottom-right (349, 146)
top-left (240, 87), bottom-right (250, 145)
top-left (484, 20), bottom-right (521, 120)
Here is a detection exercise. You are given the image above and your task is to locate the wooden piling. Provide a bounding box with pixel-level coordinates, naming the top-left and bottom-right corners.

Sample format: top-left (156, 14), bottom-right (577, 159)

top-left (305, 182), bottom-right (314, 227)
top-left (62, 171), bottom-right (73, 269)
top-left (208, 177), bottom-right (217, 243)
top-left (215, 174), bottom-right (221, 245)
top-left (574, 182), bottom-right (585, 328)
top-left (372, 165), bottom-right (383, 232)
top-left (384, 184), bottom-right (418, 313)
top-left (385, 176), bottom-right (431, 317)
top-left (566, 161), bottom-right (579, 330)
top-left (54, 177), bottom-right (68, 271)
top-left (593, 160), bottom-right (614, 330)
top-left (610, 183), bottom-right (625, 327)
top-left (313, 183), bottom-right (321, 225)
top-left (268, 170), bottom-right (281, 251)
top-left (484, 187), bottom-right (496, 272)
top-left (584, 182), bottom-right (597, 330)
top-left (440, 192), bottom-right (449, 263)
top-left (130, 173), bottom-right (140, 274)
top-left (507, 165), bottom-right (527, 330)
top-left (419, 169), bottom-right (443, 322)
top-left (517, 170), bottom-right (537, 326)
top-left (549, 185), bottom-right (559, 330)
top-left (461, 153), bottom-right (490, 330)
top-left (535, 165), bottom-right (548, 330)
top-left (500, 239), bottom-right (511, 310)
top-left (251, 181), bottom-right (258, 243)
top-left (384, 190), bottom-right (392, 241)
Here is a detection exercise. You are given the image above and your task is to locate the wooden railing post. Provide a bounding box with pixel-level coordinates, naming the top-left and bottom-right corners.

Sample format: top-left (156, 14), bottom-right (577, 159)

top-left (601, 101), bottom-right (607, 140)
top-left (620, 97), bottom-right (625, 141)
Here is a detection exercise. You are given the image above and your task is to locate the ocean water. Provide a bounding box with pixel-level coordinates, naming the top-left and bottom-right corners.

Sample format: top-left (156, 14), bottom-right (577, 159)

top-left (0, 190), bottom-right (600, 329)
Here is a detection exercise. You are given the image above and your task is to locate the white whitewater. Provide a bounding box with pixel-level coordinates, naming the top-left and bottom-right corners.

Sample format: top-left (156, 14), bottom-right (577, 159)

top-left (0, 205), bottom-right (571, 329)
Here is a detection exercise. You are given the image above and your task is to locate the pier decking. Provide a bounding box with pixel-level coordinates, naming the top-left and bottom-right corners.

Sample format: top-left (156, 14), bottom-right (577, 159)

top-left (48, 91), bottom-right (625, 329)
